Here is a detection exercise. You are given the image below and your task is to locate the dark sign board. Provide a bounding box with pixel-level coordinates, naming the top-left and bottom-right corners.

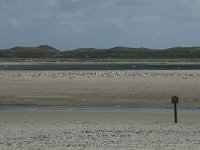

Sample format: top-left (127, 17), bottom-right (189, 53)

top-left (171, 96), bottom-right (178, 104)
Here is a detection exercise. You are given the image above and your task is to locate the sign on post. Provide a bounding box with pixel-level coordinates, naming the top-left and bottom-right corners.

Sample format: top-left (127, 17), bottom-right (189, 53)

top-left (171, 96), bottom-right (178, 123)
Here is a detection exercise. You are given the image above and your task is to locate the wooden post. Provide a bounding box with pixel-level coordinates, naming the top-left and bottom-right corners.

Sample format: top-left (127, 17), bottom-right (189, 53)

top-left (171, 96), bottom-right (178, 123)
top-left (174, 102), bottom-right (177, 123)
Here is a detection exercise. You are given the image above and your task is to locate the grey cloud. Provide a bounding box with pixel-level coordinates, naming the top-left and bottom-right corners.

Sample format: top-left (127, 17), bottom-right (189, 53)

top-left (110, 0), bottom-right (151, 7)
top-left (0, 0), bottom-right (200, 50)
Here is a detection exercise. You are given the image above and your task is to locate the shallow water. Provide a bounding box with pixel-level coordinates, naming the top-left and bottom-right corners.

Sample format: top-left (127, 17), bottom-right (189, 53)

top-left (0, 104), bottom-right (199, 112)
top-left (1, 63), bottom-right (200, 70)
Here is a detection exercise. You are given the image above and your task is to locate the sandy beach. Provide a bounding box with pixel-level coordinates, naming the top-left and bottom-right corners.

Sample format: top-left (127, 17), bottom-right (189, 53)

top-left (0, 70), bottom-right (200, 149)
top-left (0, 70), bottom-right (200, 108)
top-left (0, 109), bottom-right (199, 150)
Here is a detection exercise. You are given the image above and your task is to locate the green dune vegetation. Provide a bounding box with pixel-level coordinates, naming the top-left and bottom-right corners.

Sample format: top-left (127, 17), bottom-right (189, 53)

top-left (0, 45), bottom-right (200, 62)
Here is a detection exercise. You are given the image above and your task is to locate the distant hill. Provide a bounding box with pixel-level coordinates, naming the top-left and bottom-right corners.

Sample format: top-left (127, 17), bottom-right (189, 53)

top-left (0, 45), bottom-right (60, 58)
top-left (62, 46), bottom-right (200, 59)
top-left (1, 45), bottom-right (200, 59)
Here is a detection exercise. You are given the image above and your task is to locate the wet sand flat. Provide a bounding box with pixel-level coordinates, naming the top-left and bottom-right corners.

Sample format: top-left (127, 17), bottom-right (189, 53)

top-left (0, 70), bottom-right (200, 108)
top-left (0, 110), bottom-right (199, 150)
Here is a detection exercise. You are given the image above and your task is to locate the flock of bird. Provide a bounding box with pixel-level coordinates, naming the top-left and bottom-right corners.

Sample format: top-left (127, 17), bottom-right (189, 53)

top-left (0, 71), bottom-right (199, 79)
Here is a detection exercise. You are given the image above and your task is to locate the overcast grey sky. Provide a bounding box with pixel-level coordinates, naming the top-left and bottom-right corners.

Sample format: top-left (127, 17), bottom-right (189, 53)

top-left (1, 0), bottom-right (200, 50)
